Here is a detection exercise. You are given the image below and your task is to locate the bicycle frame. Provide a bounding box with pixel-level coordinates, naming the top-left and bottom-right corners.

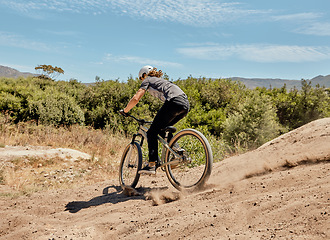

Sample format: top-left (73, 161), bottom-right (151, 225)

top-left (128, 115), bottom-right (182, 168)
top-left (120, 112), bottom-right (213, 191)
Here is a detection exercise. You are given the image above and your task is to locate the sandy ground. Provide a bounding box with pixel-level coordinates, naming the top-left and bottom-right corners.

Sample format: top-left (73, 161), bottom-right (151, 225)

top-left (0, 118), bottom-right (329, 240)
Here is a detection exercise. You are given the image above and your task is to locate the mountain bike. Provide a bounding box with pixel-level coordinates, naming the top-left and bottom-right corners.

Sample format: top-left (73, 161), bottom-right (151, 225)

top-left (119, 113), bottom-right (213, 192)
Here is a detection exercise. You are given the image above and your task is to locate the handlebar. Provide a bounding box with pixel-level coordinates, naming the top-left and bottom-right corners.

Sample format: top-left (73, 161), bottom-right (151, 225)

top-left (119, 110), bottom-right (152, 125)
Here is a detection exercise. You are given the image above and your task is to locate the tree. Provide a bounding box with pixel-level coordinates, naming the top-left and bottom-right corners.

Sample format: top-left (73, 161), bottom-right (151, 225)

top-left (35, 65), bottom-right (64, 80)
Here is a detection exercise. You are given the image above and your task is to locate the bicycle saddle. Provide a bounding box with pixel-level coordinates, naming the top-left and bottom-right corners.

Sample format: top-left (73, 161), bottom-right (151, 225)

top-left (162, 126), bottom-right (177, 133)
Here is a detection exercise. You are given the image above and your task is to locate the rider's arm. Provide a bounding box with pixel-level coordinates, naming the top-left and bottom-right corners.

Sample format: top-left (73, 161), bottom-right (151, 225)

top-left (124, 88), bottom-right (146, 113)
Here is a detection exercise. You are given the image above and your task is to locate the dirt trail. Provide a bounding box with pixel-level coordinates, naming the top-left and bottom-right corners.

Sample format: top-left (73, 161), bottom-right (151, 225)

top-left (0, 118), bottom-right (329, 240)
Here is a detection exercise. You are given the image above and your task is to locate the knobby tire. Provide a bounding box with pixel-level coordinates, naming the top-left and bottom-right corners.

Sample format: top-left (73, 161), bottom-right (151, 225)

top-left (165, 129), bottom-right (213, 192)
top-left (119, 142), bottom-right (142, 189)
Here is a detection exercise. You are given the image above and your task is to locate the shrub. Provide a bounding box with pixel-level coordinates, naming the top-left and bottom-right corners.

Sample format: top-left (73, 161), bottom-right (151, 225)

top-left (28, 89), bottom-right (85, 125)
top-left (257, 80), bottom-right (330, 130)
top-left (0, 77), bottom-right (85, 126)
top-left (223, 91), bottom-right (283, 149)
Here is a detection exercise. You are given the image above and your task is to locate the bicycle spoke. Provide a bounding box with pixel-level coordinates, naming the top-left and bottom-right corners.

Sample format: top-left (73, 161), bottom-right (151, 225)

top-left (119, 142), bottom-right (142, 188)
top-left (165, 129), bottom-right (212, 191)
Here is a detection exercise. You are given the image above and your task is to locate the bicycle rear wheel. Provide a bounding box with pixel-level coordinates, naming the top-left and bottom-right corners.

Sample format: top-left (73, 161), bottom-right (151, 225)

top-left (119, 142), bottom-right (142, 189)
top-left (165, 129), bottom-right (213, 191)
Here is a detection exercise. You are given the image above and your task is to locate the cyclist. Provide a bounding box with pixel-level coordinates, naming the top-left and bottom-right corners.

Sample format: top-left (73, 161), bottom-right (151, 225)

top-left (120, 65), bottom-right (189, 174)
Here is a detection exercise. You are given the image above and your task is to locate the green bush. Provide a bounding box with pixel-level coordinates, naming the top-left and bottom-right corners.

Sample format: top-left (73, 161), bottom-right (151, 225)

top-left (176, 77), bottom-right (246, 136)
top-left (257, 80), bottom-right (330, 130)
top-left (222, 91), bottom-right (283, 150)
top-left (0, 92), bottom-right (22, 114)
top-left (28, 89), bottom-right (85, 125)
top-left (0, 77), bottom-right (84, 126)
top-left (0, 75), bottom-right (328, 153)
top-left (79, 79), bottom-right (132, 130)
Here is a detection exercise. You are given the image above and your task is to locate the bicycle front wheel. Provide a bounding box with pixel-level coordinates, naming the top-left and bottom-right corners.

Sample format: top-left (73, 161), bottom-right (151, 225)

top-left (165, 129), bottom-right (213, 191)
top-left (119, 142), bottom-right (142, 189)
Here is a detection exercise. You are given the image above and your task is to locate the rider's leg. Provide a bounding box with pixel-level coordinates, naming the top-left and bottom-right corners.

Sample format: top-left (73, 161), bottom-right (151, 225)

top-left (140, 101), bottom-right (187, 175)
top-left (157, 96), bottom-right (189, 143)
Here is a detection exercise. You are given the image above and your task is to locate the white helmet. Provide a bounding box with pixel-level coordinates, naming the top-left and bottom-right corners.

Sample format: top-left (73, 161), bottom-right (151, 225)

top-left (138, 65), bottom-right (153, 79)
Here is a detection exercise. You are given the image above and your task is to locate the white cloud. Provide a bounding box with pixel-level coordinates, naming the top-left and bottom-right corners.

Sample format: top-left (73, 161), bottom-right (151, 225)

top-left (104, 53), bottom-right (182, 68)
top-left (272, 12), bottom-right (330, 36)
top-left (177, 44), bottom-right (330, 63)
top-left (295, 22), bottom-right (330, 36)
top-left (272, 12), bottom-right (321, 21)
top-left (0, 0), bottom-right (102, 14)
top-left (1, 0), bottom-right (267, 26)
top-left (110, 0), bottom-right (265, 26)
top-left (40, 30), bottom-right (79, 37)
top-left (0, 31), bottom-right (51, 51)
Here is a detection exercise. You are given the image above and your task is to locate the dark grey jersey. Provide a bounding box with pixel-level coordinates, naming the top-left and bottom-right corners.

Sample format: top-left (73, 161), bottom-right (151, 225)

top-left (140, 76), bottom-right (186, 102)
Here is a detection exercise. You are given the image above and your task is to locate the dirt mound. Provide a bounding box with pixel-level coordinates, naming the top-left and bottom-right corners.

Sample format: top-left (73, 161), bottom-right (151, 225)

top-left (0, 145), bottom-right (92, 162)
top-left (209, 117), bottom-right (330, 187)
top-left (0, 118), bottom-right (329, 239)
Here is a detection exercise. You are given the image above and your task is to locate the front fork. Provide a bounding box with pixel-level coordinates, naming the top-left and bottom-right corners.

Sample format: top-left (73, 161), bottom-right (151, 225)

top-left (130, 133), bottom-right (145, 146)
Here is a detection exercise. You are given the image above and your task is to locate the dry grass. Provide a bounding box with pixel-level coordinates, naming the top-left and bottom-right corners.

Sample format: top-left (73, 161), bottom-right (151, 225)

top-left (0, 114), bottom-right (130, 196)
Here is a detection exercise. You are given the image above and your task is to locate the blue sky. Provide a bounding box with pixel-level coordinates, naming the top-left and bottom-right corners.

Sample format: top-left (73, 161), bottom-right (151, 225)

top-left (1, 0), bottom-right (330, 83)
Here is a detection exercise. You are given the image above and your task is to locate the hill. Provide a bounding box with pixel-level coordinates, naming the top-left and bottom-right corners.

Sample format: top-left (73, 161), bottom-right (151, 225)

top-left (0, 118), bottom-right (329, 239)
top-left (1, 65), bottom-right (329, 89)
top-left (231, 75), bottom-right (330, 89)
top-left (0, 65), bottom-right (35, 78)
top-left (310, 75), bottom-right (330, 87)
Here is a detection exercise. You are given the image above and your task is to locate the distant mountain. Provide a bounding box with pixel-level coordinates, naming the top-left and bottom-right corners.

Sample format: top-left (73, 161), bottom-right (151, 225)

top-left (0, 65), bottom-right (35, 78)
top-left (310, 75), bottom-right (330, 88)
top-left (230, 77), bottom-right (298, 89)
top-left (1, 65), bottom-right (329, 89)
top-left (230, 75), bottom-right (330, 89)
